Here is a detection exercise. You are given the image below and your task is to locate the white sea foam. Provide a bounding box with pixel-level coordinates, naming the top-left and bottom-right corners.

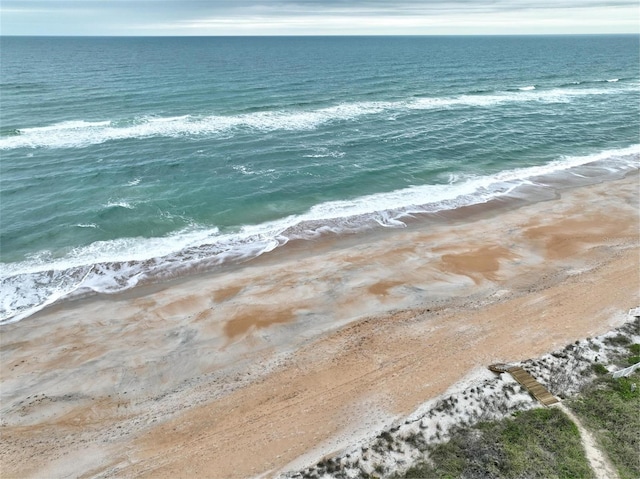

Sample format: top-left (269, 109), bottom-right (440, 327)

top-left (447, 173), bottom-right (460, 184)
top-left (19, 120), bottom-right (112, 133)
top-left (0, 83), bottom-right (634, 150)
top-left (1, 144), bottom-right (638, 325)
top-left (232, 164), bottom-right (276, 176)
top-left (303, 148), bottom-right (346, 158)
top-left (104, 200), bottom-right (135, 209)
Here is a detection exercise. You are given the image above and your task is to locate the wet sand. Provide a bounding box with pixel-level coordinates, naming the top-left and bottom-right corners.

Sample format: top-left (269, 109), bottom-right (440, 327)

top-left (1, 174), bottom-right (638, 478)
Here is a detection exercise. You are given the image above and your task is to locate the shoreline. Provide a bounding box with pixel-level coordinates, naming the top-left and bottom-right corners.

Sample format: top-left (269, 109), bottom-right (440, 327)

top-left (3, 151), bottom-right (637, 326)
top-left (1, 173), bottom-right (638, 478)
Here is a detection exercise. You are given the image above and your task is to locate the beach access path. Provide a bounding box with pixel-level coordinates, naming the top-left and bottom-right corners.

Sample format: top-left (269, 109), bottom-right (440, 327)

top-left (555, 403), bottom-right (620, 479)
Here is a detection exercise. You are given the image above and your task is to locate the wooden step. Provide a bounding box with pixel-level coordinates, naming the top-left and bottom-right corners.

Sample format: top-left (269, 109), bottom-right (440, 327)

top-left (489, 365), bottom-right (559, 406)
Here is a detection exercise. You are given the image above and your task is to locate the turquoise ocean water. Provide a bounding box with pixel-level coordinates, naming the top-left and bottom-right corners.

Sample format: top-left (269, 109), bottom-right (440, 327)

top-left (1, 36), bottom-right (639, 323)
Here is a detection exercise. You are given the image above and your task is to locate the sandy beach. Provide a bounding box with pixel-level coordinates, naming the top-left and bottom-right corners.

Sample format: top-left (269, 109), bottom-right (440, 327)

top-left (1, 173), bottom-right (638, 479)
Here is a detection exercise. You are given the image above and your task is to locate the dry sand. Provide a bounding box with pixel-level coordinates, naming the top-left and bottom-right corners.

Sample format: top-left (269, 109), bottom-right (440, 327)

top-left (1, 174), bottom-right (638, 479)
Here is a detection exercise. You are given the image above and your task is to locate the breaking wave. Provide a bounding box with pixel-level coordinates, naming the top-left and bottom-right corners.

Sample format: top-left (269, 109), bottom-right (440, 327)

top-left (1, 81), bottom-right (634, 150)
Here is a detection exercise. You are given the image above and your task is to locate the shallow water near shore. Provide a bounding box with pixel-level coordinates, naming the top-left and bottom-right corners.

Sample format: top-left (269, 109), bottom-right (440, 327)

top-left (1, 35), bottom-right (639, 323)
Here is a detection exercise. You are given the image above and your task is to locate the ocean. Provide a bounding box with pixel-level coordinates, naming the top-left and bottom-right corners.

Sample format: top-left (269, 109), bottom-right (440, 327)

top-left (1, 35), bottom-right (639, 324)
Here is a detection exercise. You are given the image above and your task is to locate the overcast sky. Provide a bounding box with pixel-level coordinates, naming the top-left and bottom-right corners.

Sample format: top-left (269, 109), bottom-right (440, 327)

top-left (1, 0), bottom-right (638, 36)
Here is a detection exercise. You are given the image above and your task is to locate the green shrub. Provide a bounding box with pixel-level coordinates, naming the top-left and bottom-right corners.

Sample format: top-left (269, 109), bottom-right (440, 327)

top-left (379, 431), bottom-right (394, 443)
top-left (629, 343), bottom-right (640, 355)
top-left (374, 463), bottom-right (386, 474)
top-left (605, 334), bottom-right (631, 346)
top-left (592, 363), bottom-right (608, 375)
top-left (611, 376), bottom-right (639, 400)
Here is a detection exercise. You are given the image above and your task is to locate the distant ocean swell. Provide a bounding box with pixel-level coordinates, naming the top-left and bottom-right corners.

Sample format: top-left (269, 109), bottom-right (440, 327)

top-left (1, 145), bottom-right (638, 325)
top-left (1, 80), bottom-right (635, 150)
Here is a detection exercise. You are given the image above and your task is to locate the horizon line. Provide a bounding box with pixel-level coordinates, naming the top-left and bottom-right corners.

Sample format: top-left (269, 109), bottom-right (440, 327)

top-left (2, 32), bottom-right (639, 38)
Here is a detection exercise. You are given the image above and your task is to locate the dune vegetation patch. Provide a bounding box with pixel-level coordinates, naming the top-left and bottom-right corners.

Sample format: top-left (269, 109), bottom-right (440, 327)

top-left (398, 407), bottom-right (592, 479)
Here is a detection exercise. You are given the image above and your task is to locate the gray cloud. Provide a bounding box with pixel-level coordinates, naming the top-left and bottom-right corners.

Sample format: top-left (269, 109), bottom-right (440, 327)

top-left (4, 0), bottom-right (637, 14)
top-left (2, 0), bottom-right (638, 35)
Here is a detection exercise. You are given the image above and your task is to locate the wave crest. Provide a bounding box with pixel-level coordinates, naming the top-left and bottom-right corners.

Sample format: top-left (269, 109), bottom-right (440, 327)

top-left (1, 82), bottom-right (635, 150)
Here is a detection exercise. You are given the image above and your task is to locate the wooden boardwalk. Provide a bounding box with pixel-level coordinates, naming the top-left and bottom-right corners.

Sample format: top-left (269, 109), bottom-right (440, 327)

top-left (489, 364), bottom-right (559, 406)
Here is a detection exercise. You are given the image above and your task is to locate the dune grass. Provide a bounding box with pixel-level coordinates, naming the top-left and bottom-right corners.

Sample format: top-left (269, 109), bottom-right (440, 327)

top-left (397, 407), bottom-right (593, 479)
top-left (568, 347), bottom-right (640, 479)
